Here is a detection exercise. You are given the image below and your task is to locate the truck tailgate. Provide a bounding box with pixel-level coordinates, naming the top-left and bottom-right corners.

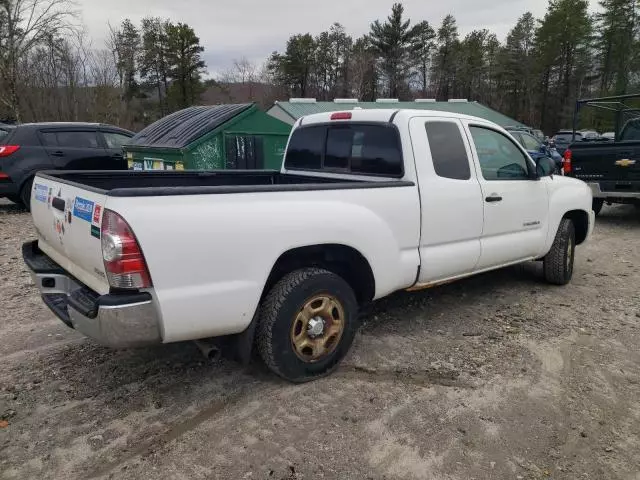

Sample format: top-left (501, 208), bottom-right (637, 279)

top-left (30, 175), bottom-right (110, 295)
top-left (572, 143), bottom-right (640, 181)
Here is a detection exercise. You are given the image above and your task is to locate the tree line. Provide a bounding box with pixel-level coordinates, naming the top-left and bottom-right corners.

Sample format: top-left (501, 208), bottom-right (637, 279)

top-left (2, 0), bottom-right (639, 134)
top-left (266, 0), bottom-right (640, 134)
top-left (0, 0), bottom-right (206, 129)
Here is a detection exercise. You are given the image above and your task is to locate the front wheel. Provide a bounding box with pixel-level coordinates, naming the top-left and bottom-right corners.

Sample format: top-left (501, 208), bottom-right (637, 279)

top-left (544, 218), bottom-right (576, 285)
top-left (256, 268), bottom-right (359, 383)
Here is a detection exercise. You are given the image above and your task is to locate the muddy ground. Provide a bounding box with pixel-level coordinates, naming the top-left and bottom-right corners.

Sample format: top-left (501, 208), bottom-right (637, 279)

top-left (1, 199), bottom-right (639, 480)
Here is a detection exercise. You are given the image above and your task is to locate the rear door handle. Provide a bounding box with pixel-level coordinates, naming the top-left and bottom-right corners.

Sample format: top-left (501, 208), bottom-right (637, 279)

top-left (51, 151), bottom-right (64, 157)
top-left (485, 195), bottom-right (503, 203)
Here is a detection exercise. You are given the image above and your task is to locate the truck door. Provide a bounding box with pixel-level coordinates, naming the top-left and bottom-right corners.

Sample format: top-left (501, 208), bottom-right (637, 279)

top-left (409, 117), bottom-right (483, 283)
top-left (464, 123), bottom-right (550, 269)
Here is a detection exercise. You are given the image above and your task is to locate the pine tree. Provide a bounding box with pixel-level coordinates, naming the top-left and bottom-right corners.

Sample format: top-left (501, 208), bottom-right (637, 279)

top-left (411, 20), bottom-right (436, 95)
top-left (369, 3), bottom-right (418, 97)
top-left (434, 15), bottom-right (459, 100)
top-left (596, 0), bottom-right (639, 95)
top-left (140, 17), bottom-right (170, 116)
top-left (164, 22), bottom-right (206, 109)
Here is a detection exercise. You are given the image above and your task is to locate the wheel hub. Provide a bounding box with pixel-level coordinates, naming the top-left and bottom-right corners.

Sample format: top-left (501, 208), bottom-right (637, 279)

top-left (290, 294), bottom-right (346, 363)
top-left (307, 317), bottom-right (325, 338)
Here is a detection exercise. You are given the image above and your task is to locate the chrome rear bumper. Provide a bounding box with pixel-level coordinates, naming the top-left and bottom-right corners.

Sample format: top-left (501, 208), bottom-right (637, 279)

top-left (23, 240), bottom-right (162, 348)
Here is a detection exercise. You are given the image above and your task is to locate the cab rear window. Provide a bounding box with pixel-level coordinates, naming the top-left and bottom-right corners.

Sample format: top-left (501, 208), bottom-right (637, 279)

top-left (285, 123), bottom-right (403, 176)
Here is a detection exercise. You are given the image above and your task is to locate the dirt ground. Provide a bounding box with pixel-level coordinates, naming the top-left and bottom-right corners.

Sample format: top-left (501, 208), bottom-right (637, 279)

top-left (1, 199), bottom-right (639, 480)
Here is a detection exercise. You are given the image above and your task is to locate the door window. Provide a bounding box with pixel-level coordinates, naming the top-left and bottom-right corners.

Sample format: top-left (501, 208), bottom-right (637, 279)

top-left (103, 132), bottom-right (131, 149)
top-left (425, 121), bottom-right (471, 180)
top-left (470, 126), bottom-right (531, 180)
top-left (41, 131), bottom-right (100, 149)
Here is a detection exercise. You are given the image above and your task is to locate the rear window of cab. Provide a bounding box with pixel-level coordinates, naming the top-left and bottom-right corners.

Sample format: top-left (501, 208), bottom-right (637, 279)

top-left (284, 123), bottom-right (403, 177)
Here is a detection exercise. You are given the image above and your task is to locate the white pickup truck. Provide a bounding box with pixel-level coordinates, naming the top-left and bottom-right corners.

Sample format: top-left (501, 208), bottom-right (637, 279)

top-left (23, 109), bottom-right (595, 382)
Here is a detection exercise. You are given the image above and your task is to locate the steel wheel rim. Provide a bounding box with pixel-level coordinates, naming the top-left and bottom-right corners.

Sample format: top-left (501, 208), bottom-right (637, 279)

top-left (290, 294), bottom-right (345, 363)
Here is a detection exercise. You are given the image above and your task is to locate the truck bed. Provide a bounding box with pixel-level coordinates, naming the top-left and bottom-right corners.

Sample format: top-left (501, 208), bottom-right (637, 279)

top-left (38, 170), bottom-right (412, 197)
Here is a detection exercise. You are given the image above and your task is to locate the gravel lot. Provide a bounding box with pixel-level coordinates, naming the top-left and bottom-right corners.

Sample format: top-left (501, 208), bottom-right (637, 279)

top-left (1, 199), bottom-right (639, 480)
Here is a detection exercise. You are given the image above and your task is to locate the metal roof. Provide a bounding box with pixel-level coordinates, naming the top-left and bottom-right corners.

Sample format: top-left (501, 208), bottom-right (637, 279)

top-left (129, 104), bottom-right (253, 148)
top-left (270, 101), bottom-right (526, 128)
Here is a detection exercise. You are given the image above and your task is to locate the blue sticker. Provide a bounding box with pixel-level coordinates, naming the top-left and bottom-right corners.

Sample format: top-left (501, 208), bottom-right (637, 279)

top-left (73, 197), bottom-right (94, 222)
top-left (34, 184), bottom-right (48, 203)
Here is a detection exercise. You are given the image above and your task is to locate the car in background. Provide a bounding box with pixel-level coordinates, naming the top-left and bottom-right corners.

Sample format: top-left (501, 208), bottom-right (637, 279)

top-left (579, 130), bottom-right (600, 141)
top-left (601, 132), bottom-right (615, 140)
top-left (0, 122), bottom-right (134, 209)
top-left (552, 130), bottom-right (582, 155)
top-left (507, 128), bottom-right (563, 171)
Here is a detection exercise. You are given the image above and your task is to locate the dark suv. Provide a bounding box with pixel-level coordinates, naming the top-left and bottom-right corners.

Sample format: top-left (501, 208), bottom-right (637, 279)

top-left (0, 123), bottom-right (134, 209)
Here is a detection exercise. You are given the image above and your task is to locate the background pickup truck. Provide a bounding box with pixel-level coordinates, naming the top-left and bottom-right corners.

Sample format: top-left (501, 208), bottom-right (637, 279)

top-left (23, 109), bottom-right (595, 382)
top-left (565, 95), bottom-right (640, 215)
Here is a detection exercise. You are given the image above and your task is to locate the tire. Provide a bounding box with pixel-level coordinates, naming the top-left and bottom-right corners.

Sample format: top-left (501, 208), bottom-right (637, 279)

top-left (19, 177), bottom-right (34, 211)
top-left (592, 198), bottom-right (604, 216)
top-left (257, 268), bottom-right (359, 383)
top-left (544, 218), bottom-right (576, 286)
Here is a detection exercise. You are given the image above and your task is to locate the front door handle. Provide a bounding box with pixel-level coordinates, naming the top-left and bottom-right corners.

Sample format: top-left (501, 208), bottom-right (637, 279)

top-left (485, 195), bottom-right (503, 203)
top-left (51, 151), bottom-right (64, 157)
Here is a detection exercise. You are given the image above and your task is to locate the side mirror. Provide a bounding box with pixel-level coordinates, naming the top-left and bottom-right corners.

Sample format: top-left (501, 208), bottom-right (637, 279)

top-left (536, 156), bottom-right (556, 178)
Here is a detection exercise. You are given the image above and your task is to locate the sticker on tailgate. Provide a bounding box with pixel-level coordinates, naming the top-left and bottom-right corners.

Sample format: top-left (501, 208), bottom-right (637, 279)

top-left (34, 184), bottom-right (48, 203)
top-left (73, 197), bottom-right (95, 222)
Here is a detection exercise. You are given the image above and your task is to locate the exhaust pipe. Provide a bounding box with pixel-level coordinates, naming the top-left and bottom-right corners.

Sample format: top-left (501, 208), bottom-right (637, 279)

top-left (194, 339), bottom-right (222, 362)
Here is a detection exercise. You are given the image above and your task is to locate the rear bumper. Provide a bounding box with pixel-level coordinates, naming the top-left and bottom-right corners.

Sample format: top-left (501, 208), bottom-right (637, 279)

top-left (0, 180), bottom-right (18, 196)
top-left (22, 240), bottom-right (162, 347)
top-left (587, 182), bottom-right (640, 200)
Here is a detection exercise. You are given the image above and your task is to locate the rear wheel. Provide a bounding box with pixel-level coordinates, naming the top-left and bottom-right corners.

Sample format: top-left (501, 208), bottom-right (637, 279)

top-left (544, 218), bottom-right (576, 285)
top-left (592, 198), bottom-right (604, 216)
top-left (19, 177), bottom-right (34, 211)
top-left (257, 268), bottom-right (358, 383)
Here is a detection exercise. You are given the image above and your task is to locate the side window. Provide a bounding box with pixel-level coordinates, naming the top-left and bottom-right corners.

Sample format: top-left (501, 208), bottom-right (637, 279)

top-left (103, 132), bottom-right (131, 149)
top-left (56, 131), bottom-right (100, 149)
top-left (520, 133), bottom-right (541, 151)
top-left (285, 126), bottom-right (325, 170)
top-left (469, 126), bottom-right (531, 181)
top-left (424, 121), bottom-right (471, 180)
top-left (40, 132), bottom-right (59, 147)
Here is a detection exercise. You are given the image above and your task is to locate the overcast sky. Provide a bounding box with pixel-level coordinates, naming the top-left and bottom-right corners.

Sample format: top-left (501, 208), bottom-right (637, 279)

top-left (78, 0), bottom-right (600, 76)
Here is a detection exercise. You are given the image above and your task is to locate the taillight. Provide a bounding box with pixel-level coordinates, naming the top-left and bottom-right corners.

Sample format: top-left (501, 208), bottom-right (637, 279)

top-left (563, 149), bottom-right (572, 174)
top-left (101, 209), bottom-right (152, 289)
top-left (0, 145), bottom-right (20, 157)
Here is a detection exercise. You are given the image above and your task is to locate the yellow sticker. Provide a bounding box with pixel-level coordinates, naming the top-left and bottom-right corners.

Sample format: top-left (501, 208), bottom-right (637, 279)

top-left (126, 152), bottom-right (133, 160)
top-left (127, 159), bottom-right (133, 169)
top-left (175, 162), bottom-right (184, 171)
top-left (152, 160), bottom-right (164, 170)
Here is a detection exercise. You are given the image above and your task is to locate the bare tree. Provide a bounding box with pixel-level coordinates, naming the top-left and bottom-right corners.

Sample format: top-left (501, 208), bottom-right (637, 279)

top-left (0, 0), bottom-right (77, 121)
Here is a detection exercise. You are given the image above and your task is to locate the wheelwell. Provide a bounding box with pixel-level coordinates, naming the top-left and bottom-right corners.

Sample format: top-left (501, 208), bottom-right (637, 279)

top-left (263, 244), bottom-right (376, 305)
top-left (564, 210), bottom-right (589, 245)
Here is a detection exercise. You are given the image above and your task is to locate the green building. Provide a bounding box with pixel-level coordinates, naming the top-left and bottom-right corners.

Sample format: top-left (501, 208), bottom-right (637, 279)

top-left (124, 103), bottom-right (292, 171)
top-left (267, 98), bottom-right (527, 128)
